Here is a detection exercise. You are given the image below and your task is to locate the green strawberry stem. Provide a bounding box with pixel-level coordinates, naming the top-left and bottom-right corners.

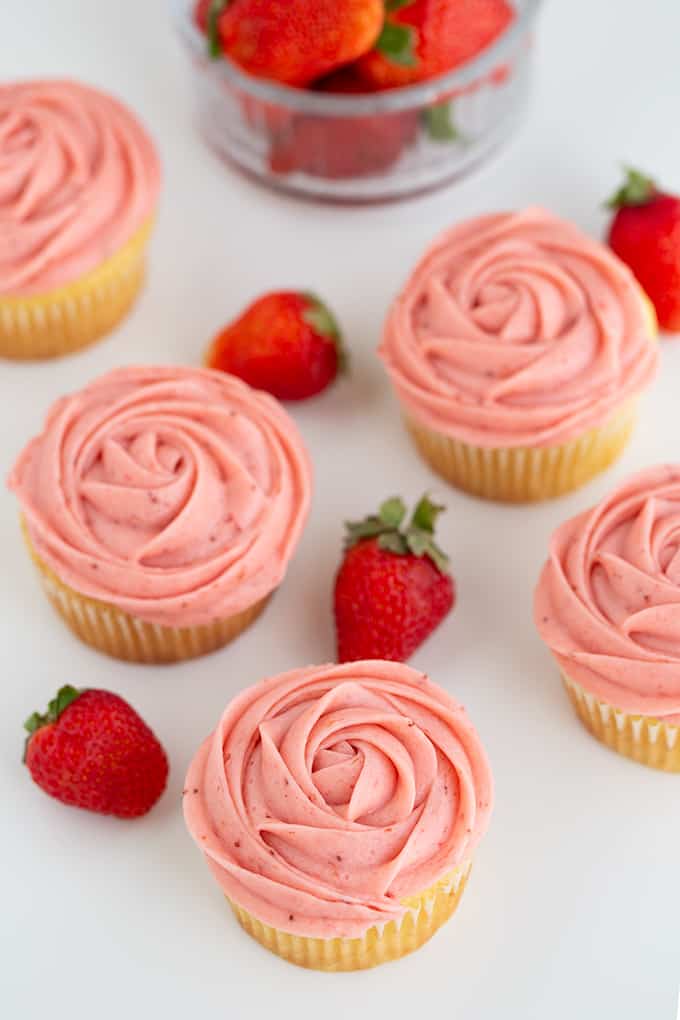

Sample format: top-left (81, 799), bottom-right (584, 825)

top-left (206, 0), bottom-right (230, 59)
top-left (422, 101), bottom-right (459, 143)
top-left (376, 21), bottom-right (417, 67)
top-left (302, 293), bottom-right (349, 373)
top-left (23, 685), bottom-right (81, 762)
top-left (411, 495), bottom-right (444, 532)
top-left (377, 0), bottom-right (417, 66)
top-left (345, 495), bottom-right (449, 573)
top-left (606, 166), bottom-right (657, 209)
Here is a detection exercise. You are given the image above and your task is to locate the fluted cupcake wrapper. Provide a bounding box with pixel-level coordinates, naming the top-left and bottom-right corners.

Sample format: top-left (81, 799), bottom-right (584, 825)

top-left (562, 673), bottom-right (680, 773)
top-left (0, 219), bottom-right (154, 360)
top-left (228, 860), bottom-right (472, 972)
top-left (23, 523), bottom-right (268, 664)
top-left (405, 402), bottom-right (637, 503)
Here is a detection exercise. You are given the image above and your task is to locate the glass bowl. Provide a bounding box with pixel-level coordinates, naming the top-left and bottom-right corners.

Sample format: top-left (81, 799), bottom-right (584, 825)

top-left (173, 0), bottom-right (542, 203)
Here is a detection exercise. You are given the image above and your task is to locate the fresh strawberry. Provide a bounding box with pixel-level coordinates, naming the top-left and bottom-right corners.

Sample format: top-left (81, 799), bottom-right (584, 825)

top-left (334, 495), bottom-right (455, 663)
top-left (198, 0), bottom-right (384, 87)
top-left (606, 167), bottom-right (680, 332)
top-left (24, 686), bottom-right (168, 819)
top-left (206, 291), bottom-right (345, 401)
top-left (357, 0), bottom-right (515, 90)
top-left (269, 68), bottom-right (419, 179)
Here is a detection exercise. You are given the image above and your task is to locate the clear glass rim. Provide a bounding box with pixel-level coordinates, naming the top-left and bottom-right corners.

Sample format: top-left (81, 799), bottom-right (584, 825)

top-left (172, 0), bottom-right (543, 116)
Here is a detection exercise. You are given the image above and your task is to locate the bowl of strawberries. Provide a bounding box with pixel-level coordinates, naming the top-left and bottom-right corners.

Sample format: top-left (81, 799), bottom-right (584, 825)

top-left (175, 0), bottom-right (542, 202)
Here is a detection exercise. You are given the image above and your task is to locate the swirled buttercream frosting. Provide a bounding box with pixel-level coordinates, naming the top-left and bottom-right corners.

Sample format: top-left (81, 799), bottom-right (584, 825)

top-left (184, 661), bottom-right (493, 938)
top-left (380, 208), bottom-right (657, 448)
top-left (535, 465), bottom-right (680, 722)
top-left (8, 366), bottom-right (312, 628)
top-left (0, 79), bottom-right (160, 295)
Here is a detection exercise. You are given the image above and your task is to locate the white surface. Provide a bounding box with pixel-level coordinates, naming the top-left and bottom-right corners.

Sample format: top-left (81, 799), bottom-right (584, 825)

top-left (2, 1), bottom-right (680, 1017)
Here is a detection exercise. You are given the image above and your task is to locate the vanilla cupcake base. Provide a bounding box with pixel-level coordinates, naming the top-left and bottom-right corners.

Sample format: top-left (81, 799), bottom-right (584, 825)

top-left (562, 674), bottom-right (680, 773)
top-left (0, 219), bottom-right (153, 361)
top-left (406, 402), bottom-right (637, 503)
top-left (24, 528), bottom-right (267, 664)
top-left (228, 861), bottom-right (471, 972)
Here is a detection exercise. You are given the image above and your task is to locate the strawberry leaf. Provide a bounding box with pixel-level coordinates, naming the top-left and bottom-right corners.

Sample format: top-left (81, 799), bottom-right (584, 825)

top-left (378, 532), bottom-right (409, 556)
top-left (606, 166), bottom-right (657, 209)
top-left (423, 101), bottom-right (459, 143)
top-left (24, 712), bottom-right (44, 736)
top-left (302, 293), bottom-right (340, 340)
top-left (405, 528), bottom-right (431, 557)
top-left (207, 0), bottom-right (230, 59)
top-left (302, 293), bottom-right (348, 374)
top-left (411, 495), bottom-right (444, 534)
top-left (405, 529), bottom-right (449, 573)
top-left (386, 0), bottom-right (415, 9)
top-left (47, 685), bottom-right (80, 723)
top-left (344, 494), bottom-right (450, 572)
top-left (23, 685), bottom-right (81, 763)
top-left (380, 497), bottom-right (407, 528)
top-left (377, 21), bottom-right (417, 67)
top-left (345, 516), bottom-right (390, 547)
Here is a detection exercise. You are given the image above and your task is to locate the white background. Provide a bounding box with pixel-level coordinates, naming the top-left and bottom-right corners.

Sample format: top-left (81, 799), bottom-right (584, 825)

top-left (3, 1), bottom-right (680, 1017)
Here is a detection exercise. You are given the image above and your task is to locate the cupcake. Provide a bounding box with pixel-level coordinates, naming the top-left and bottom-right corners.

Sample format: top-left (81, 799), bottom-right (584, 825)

top-left (0, 80), bottom-right (160, 360)
top-left (7, 366), bottom-right (312, 663)
top-left (184, 660), bottom-right (493, 971)
top-left (380, 208), bottom-right (658, 503)
top-left (535, 466), bottom-right (680, 772)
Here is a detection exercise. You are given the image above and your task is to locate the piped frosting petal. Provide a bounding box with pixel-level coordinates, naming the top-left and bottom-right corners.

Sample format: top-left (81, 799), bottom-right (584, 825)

top-left (8, 366), bottom-right (312, 627)
top-left (380, 208), bottom-right (657, 448)
top-left (535, 465), bottom-right (680, 721)
top-left (184, 661), bottom-right (493, 939)
top-left (0, 79), bottom-right (160, 294)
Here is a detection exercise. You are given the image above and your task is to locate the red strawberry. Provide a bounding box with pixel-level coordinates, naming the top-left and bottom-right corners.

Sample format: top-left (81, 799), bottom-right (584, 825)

top-left (24, 686), bottom-right (168, 819)
top-left (269, 68), bottom-right (419, 179)
top-left (206, 291), bottom-right (345, 401)
top-left (334, 495), bottom-right (455, 663)
top-left (357, 0), bottom-right (515, 90)
top-left (606, 167), bottom-right (680, 332)
top-left (197, 0), bottom-right (384, 87)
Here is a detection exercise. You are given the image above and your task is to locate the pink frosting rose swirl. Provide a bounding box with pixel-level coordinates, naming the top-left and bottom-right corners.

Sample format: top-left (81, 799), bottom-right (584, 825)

top-left (535, 465), bottom-right (680, 723)
top-left (0, 79), bottom-right (160, 295)
top-left (380, 207), bottom-right (657, 448)
top-left (8, 366), bottom-right (312, 628)
top-left (184, 661), bottom-right (493, 939)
